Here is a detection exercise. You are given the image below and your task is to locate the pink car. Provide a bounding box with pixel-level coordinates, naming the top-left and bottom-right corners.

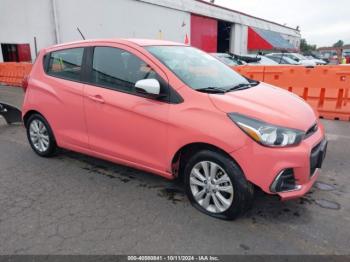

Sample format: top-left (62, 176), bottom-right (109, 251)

top-left (22, 39), bottom-right (327, 220)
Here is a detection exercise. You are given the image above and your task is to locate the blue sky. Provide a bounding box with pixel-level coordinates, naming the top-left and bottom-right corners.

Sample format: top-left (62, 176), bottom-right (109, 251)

top-left (214, 0), bottom-right (350, 47)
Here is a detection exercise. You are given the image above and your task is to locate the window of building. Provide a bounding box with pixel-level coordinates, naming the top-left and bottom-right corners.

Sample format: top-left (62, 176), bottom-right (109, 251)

top-left (1, 43), bottom-right (32, 62)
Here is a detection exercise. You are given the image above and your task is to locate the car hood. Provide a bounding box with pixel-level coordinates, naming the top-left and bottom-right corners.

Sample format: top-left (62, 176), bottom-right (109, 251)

top-left (209, 82), bottom-right (317, 131)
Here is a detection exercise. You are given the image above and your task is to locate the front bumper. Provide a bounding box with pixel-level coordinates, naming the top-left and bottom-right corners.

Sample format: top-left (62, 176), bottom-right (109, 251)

top-left (231, 123), bottom-right (327, 201)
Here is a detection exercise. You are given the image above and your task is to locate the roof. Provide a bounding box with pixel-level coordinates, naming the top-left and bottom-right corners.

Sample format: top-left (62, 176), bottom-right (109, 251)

top-left (45, 38), bottom-right (185, 51)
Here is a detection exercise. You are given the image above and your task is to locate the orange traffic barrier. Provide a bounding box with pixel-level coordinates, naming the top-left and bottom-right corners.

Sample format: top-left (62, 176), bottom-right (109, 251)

top-left (233, 65), bottom-right (265, 81)
top-left (0, 62), bottom-right (33, 87)
top-left (234, 65), bottom-right (350, 121)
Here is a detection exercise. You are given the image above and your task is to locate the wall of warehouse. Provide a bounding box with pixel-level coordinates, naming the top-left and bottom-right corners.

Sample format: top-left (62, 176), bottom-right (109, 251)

top-left (54, 0), bottom-right (190, 44)
top-left (0, 0), bottom-right (300, 62)
top-left (282, 35), bottom-right (300, 50)
top-left (0, 0), bottom-right (190, 62)
top-left (0, 0), bottom-right (57, 62)
top-left (230, 24), bottom-right (248, 55)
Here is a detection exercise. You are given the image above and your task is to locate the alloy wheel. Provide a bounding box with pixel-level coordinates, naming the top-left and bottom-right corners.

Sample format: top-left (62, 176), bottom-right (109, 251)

top-left (189, 161), bottom-right (234, 213)
top-left (29, 119), bottom-right (50, 153)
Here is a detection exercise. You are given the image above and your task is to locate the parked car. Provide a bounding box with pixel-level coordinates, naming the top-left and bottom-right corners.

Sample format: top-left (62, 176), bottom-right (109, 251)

top-left (22, 39), bottom-right (327, 220)
top-left (266, 55), bottom-right (301, 65)
top-left (242, 54), bottom-right (279, 65)
top-left (212, 53), bottom-right (277, 66)
top-left (267, 53), bottom-right (316, 66)
top-left (304, 55), bottom-right (327, 65)
top-left (211, 53), bottom-right (246, 66)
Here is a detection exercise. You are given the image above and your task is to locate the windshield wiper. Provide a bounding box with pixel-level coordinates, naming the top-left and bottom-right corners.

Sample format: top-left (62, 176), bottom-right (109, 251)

top-left (225, 82), bottom-right (259, 92)
top-left (196, 87), bottom-right (226, 94)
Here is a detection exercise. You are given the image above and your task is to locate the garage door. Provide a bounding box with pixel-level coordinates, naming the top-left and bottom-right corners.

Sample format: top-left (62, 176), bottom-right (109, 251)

top-left (190, 14), bottom-right (218, 52)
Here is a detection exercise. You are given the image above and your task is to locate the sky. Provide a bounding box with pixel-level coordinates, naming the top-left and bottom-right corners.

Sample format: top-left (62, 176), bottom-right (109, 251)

top-left (213, 0), bottom-right (350, 47)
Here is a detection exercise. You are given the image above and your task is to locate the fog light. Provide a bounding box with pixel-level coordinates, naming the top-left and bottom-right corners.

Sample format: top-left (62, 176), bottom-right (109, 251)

top-left (270, 168), bottom-right (301, 193)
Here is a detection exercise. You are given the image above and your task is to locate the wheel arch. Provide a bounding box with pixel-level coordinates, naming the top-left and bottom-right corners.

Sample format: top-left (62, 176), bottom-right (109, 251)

top-left (23, 110), bottom-right (44, 128)
top-left (171, 142), bottom-right (242, 181)
top-left (23, 110), bottom-right (56, 142)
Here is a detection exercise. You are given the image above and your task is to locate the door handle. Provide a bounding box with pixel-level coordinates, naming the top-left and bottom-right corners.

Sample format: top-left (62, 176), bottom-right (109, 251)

top-left (88, 95), bottom-right (105, 104)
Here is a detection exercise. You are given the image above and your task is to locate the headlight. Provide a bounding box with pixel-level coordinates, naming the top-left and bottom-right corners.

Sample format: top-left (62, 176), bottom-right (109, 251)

top-left (228, 113), bottom-right (304, 147)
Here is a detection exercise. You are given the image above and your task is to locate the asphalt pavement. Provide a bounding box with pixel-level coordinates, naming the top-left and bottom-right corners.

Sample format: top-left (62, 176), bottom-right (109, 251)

top-left (0, 85), bottom-right (349, 254)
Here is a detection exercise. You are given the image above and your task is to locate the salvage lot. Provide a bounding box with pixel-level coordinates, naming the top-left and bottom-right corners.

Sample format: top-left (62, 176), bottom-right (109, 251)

top-left (0, 85), bottom-right (349, 254)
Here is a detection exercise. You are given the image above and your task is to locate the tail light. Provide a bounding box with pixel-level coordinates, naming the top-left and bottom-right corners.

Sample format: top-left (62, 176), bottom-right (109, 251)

top-left (22, 75), bottom-right (29, 92)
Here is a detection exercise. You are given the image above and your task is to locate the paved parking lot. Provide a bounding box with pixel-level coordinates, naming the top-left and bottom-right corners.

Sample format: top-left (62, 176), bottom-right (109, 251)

top-left (0, 85), bottom-right (350, 255)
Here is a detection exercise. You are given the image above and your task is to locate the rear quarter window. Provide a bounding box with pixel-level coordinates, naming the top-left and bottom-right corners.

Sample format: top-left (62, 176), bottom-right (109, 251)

top-left (46, 48), bottom-right (84, 81)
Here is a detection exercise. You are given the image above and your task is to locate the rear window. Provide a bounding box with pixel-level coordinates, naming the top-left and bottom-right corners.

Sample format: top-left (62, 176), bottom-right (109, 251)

top-left (46, 48), bottom-right (84, 81)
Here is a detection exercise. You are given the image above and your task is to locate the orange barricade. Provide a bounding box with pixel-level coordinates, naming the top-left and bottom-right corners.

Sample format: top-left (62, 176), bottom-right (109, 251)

top-left (234, 65), bottom-right (350, 121)
top-left (0, 62), bottom-right (33, 87)
top-left (232, 65), bottom-right (265, 81)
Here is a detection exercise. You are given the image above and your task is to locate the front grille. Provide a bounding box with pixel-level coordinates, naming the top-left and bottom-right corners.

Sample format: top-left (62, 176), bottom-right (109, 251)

top-left (305, 123), bottom-right (318, 139)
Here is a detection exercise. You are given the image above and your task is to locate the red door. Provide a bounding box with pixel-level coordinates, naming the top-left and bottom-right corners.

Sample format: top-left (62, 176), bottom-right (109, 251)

top-left (190, 14), bottom-right (218, 52)
top-left (17, 44), bottom-right (32, 62)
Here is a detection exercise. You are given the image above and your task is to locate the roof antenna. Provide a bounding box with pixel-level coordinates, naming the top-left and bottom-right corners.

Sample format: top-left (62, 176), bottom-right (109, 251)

top-left (77, 27), bottom-right (86, 40)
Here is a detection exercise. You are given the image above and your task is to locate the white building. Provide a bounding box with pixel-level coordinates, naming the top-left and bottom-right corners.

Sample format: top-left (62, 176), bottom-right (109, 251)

top-left (0, 0), bottom-right (301, 62)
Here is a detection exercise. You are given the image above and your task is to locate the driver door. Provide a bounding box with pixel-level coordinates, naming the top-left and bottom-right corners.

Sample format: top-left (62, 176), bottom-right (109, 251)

top-left (83, 45), bottom-right (170, 172)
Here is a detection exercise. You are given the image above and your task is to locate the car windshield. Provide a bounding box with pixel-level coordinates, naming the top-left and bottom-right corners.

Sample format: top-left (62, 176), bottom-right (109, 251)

top-left (146, 46), bottom-right (250, 91)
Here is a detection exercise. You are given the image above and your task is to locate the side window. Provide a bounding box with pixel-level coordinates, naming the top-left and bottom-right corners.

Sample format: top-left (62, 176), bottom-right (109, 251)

top-left (47, 48), bottom-right (84, 81)
top-left (92, 47), bottom-right (159, 93)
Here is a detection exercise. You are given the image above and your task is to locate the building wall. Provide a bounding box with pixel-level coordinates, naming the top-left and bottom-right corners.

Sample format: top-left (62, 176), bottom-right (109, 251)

top-left (0, 0), bottom-right (300, 61)
top-left (141, 0), bottom-right (300, 53)
top-left (54, 0), bottom-right (190, 44)
top-left (230, 24), bottom-right (248, 55)
top-left (0, 0), bottom-right (57, 62)
top-left (282, 35), bottom-right (300, 50)
top-left (140, 0), bottom-right (300, 37)
top-left (0, 0), bottom-right (190, 62)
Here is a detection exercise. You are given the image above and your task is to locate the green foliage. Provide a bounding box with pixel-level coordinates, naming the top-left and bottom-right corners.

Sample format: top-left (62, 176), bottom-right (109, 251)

top-left (300, 39), bottom-right (317, 54)
top-left (333, 40), bottom-right (344, 47)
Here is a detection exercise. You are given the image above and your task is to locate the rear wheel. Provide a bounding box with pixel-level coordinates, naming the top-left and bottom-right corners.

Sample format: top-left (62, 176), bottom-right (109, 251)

top-left (184, 150), bottom-right (254, 220)
top-left (26, 114), bottom-right (57, 157)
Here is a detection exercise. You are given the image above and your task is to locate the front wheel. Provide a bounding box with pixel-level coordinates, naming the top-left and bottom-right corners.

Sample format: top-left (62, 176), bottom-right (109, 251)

top-left (184, 150), bottom-right (254, 220)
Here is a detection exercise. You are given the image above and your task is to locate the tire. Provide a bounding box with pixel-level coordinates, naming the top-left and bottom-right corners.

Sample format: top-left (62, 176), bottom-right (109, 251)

top-left (184, 150), bottom-right (254, 220)
top-left (26, 113), bottom-right (57, 157)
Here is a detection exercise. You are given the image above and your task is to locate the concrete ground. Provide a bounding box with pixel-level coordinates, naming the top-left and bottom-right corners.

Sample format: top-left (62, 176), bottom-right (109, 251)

top-left (0, 85), bottom-right (349, 255)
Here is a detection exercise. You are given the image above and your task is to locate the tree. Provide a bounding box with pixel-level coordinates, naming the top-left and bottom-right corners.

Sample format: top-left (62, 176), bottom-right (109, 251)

top-left (300, 38), bottom-right (317, 54)
top-left (333, 40), bottom-right (344, 47)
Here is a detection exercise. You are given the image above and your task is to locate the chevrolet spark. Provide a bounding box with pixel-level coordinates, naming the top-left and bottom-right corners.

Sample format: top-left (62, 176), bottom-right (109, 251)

top-left (22, 39), bottom-right (327, 220)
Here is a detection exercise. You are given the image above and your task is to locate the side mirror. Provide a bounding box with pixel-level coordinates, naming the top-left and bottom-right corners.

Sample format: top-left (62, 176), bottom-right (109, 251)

top-left (135, 79), bottom-right (160, 96)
